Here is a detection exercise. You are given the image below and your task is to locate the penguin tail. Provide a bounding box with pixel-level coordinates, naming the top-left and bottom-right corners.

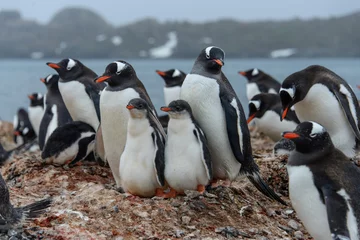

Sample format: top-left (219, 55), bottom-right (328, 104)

top-left (241, 166), bottom-right (287, 205)
top-left (19, 197), bottom-right (52, 220)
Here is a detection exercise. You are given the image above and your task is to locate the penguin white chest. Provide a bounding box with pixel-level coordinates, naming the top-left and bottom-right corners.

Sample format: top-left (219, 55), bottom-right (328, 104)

top-left (164, 86), bottom-right (181, 105)
top-left (58, 81), bottom-right (99, 130)
top-left (120, 118), bottom-right (160, 197)
top-left (165, 119), bottom-right (209, 192)
top-left (256, 110), bottom-right (297, 142)
top-left (294, 84), bottom-right (355, 158)
top-left (246, 83), bottom-right (260, 101)
top-left (181, 74), bottom-right (240, 180)
top-left (100, 88), bottom-right (140, 187)
top-left (45, 105), bottom-right (58, 143)
top-left (28, 106), bottom-right (44, 136)
top-left (287, 165), bottom-right (331, 240)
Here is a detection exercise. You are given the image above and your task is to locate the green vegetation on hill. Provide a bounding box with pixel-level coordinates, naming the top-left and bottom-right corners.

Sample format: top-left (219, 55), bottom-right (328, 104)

top-left (0, 8), bottom-right (359, 58)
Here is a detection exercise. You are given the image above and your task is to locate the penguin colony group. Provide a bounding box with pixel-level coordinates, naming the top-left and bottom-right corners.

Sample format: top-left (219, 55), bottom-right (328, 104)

top-left (1, 46), bottom-right (360, 239)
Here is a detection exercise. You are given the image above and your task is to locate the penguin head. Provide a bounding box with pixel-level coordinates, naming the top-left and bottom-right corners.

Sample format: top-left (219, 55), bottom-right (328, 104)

top-left (40, 74), bottom-right (59, 89)
top-left (196, 46), bottom-right (225, 72)
top-left (95, 60), bottom-right (135, 87)
top-left (46, 58), bottom-right (83, 81)
top-left (247, 93), bottom-right (279, 124)
top-left (126, 98), bottom-right (149, 119)
top-left (28, 93), bottom-right (44, 107)
top-left (282, 121), bottom-right (332, 154)
top-left (239, 68), bottom-right (262, 81)
top-left (155, 69), bottom-right (186, 87)
top-left (13, 108), bottom-right (35, 142)
top-left (160, 100), bottom-right (193, 119)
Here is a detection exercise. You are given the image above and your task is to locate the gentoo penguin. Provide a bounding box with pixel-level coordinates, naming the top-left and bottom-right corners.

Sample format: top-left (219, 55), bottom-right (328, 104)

top-left (27, 93), bottom-right (44, 137)
top-left (273, 138), bottom-right (295, 157)
top-left (13, 108), bottom-right (36, 145)
top-left (155, 69), bottom-right (186, 105)
top-left (0, 173), bottom-right (52, 230)
top-left (38, 74), bottom-right (72, 150)
top-left (247, 93), bottom-right (299, 142)
top-left (161, 100), bottom-right (212, 197)
top-left (180, 46), bottom-right (285, 204)
top-left (283, 121), bottom-right (360, 240)
top-left (41, 121), bottom-right (95, 166)
top-left (46, 58), bottom-right (104, 131)
top-left (280, 65), bottom-right (360, 158)
top-left (239, 68), bottom-right (281, 101)
top-left (120, 98), bottom-right (165, 197)
top-left (95, 60), bottom-right (160, 188)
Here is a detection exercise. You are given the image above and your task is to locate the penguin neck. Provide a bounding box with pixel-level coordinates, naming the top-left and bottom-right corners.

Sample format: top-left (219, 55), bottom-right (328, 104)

top-left (288, 147), bottom-right (333, 166)
top-left (127, 116), bottom-right (151, 136)
top-left (191, 62), bottom-right (222, 80)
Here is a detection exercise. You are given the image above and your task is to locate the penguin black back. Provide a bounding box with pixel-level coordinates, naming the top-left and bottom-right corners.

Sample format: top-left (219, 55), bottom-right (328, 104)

top-left (239, 68), bottom-right (281, 93)
top-left (155, 69), bottom-right (186, 87)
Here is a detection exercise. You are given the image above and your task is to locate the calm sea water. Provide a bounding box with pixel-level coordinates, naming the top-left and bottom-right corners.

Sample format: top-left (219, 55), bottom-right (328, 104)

top-left (1, 58), bottom-right (360, 121)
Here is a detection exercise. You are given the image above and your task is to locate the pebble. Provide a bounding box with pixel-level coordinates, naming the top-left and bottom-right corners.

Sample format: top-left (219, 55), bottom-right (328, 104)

top-left (175, 230), bottom-right (185, 238)
top-left (287, 219), bottom-right (299, 230)
top-left (113, 205), bottom-right (119, 213)
top-left (239, 205), bottom-right (253, 217)
top-left (215, 226), bottom-right (250, 238)
top-left (204, 192), bottom-right (217, 198)
top-left (181, 216), bottom-right (191, 225)
top-left (284, 209), bottom-right (294, 215)
top-left (7, 229), bottom-right (17, 237)
top-left (256, 237), bottom-right (269, 240)
top-left (184, 190), bottom-right (201, 199)
top-left (266, 208), bottom-right (276, 217)
top-left (294, 230), bottom-right (304, 239)
top-left (133, 210), bottom-right (149, 218)
top-left (278, 224), bottom-right (292, 233)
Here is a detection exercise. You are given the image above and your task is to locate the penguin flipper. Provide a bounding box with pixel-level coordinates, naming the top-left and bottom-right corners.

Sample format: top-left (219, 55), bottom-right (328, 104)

top-left (332, 87), bottom-right (360, 140)
top-left (69, 135), bottom-right (95, 167)
top-left (94, 124), bottom-right (107, 166)
top-left (151, 131), bottom-right (165, 187)
top-left (322, 185), bottom-right (352, 239)
top-left (85, 85), bottom-right (101, 121)
top-left (193, 127), bottom-right (212, 180)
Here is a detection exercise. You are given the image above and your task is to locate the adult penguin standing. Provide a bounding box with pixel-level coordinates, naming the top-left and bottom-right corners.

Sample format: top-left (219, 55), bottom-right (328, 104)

top-left (180, 46), bottom-right (285, 204)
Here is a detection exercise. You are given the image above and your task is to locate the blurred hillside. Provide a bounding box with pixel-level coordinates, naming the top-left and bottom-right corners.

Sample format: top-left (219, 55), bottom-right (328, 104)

top-left (0, 7), bottom-right (359, 59)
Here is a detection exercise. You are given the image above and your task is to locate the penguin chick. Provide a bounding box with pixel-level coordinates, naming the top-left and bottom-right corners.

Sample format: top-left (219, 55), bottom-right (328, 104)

top-left (120, 98), bottom-right (165, 197)
top-left (247, 93), bottom-right (299, 142)
top-left (0, 173), bottom-right (52, 230)
top-left (273, 138), bottom-right (295, 157)
top-left (283, 121), bottom-right (360, 240)
top-left (41, 121), bottom-right (95, 166)
top-left (161, 100), bottom-right (212, 197)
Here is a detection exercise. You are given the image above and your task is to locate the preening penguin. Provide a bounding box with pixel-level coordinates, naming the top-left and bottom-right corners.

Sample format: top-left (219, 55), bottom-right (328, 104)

top-left (95, 60), bottom-right (158, 188)
top-left (0, 173), bottom-right (52, 230)
top-left (247, 93), bottom-right (299, 142)
top-left (27, 93), bottom-right (44, 137)
top-left (280, 65), bottom-right (360, 158)
top-left (239, 68), bottom-right (281, 101)
top-left (283, 121), bottom-right (360, 240)
top-left (161, 100), bottom-right (212, 197)
top-left (180, 46), bottom-right (285, 205)
top-left (38, 74), bottom-right (72, 150)
top-left (119, 98), bottom-right (165, 197)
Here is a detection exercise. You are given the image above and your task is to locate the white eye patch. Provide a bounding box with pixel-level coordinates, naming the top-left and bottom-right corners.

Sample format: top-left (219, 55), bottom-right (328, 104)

top-left (37, 93), bottom-right (43, 100)
top-left (309, 121), bottom-right (325, 136)
top-left (114, 61), bottom-right (126, 74)
top-left (249, 100), bottom-right (261, 110)
top-left (205, 46), bottom-right (215, 59)
top-left (46, 74), bottom-right (53, 83)
top-left (252, 68), bottom-right (259, 76)
top-left (67, 58), bottom-right (76, 70)
top-left (280, 87), bottom-right (295, 99)
top-left (23, 127), bottom-right (29, 135)
top-left (172, 69), bottom-right (181, 77)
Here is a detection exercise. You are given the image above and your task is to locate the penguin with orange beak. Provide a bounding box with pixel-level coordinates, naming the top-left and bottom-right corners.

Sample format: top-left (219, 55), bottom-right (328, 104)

top-left (13, 108), bottom-right (36, 146)
top-left (27, 93), bottom-right (44, 137)
top-left (155, 69), bottom-right (186, 105)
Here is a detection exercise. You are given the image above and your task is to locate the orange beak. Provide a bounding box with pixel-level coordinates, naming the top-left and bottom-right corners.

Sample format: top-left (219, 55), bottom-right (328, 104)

top-left (247, 114), bottom-right (256, 124)
top-left (239, 71), bottom-right (246, 76)
top-left (213, 59), bottom-right (223, 66)
top-left (28, 95), bottom-right (35, 100)
top-left (95, 76), bottom-right (111, 83)
top-left (281, 107), bottom-right (289, 121)
top-left (282, 132), bottom-right (300, 139)
top-left (40, 78), bottom-right (45, 83)
top-left (156, 70), bottom-right (166, 77)
top-left (14, 131), bottom-right (20, 136)
top-left (126, 104), bottom-right (134, 110)
top-left (160, 107), bottom-right (171, 112)
top-left (47, 63), bottom-right (60, 69)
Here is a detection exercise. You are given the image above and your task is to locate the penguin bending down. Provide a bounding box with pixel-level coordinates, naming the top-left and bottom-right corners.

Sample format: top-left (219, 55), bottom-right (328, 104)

top-left (247, 93), bottom-right (299, 142)
top-left (27, 93), bottom-right (44, 137)
top-left (161, 100), bottom-right (212, 197)
top-left (239, 68), bottom-right (281, 101)
top-left (120, 98), bottom-right (165, 197)
top-left (283, 121), bottom-right (360, 240)
top-left (180, 46), bottom-right (285, 205)
top-left (155, 69), bottom-right (186, 105)
top-left (41, 121), bottom-right (95, 166)
top-left (0, 173), bottom-right (52, 230)
top-left (280, 65), bottom-right (360, 158)
top-left (46, 59), bottom-right (104, 131)
top-left (13, 108), bottom-right (36, 146)
top-left (38, 74), bottom-right (72, 150)
top-left (95, 60), bottom-right (160, 188)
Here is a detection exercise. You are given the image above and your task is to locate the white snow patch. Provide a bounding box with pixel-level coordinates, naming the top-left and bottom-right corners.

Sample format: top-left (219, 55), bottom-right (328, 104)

top-left (96, 34), bottom-right (107, 42)
top-left (111, 36), bottom-right (123, 46)
top-left (30, 52), bottom-right (44, 59)
top-left (149, 32), bottom-right (178, 59)
top-left (270, 48), bottom-right (297, 58)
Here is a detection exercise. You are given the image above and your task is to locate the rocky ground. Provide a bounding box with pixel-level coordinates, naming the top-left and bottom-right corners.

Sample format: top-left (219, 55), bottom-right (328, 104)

top-left (0, 121), bottom-right (312, 240)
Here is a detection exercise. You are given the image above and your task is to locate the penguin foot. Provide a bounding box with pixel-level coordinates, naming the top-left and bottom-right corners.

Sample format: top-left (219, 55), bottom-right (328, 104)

top-left (197, 185), bottom-right (205, 194)
top-left (158, 188), bottom-right (177, 198)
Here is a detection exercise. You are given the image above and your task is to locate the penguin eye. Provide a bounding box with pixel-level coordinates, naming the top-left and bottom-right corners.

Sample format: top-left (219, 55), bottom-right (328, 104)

top-left (176, 106), bottom-right (181, 111)
top-left (206, 53), bottom-right (210, 59)
top-left (309, 133), bottom-right (316, 138)
top-left (138, 104), bottom-right (143, 108)
top-left (67, 66), bottom-right (71, 71)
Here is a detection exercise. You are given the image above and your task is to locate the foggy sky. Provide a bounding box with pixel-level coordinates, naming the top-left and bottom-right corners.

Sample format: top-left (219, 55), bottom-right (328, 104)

top-left (1, 0), bottom-right (360, 25)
